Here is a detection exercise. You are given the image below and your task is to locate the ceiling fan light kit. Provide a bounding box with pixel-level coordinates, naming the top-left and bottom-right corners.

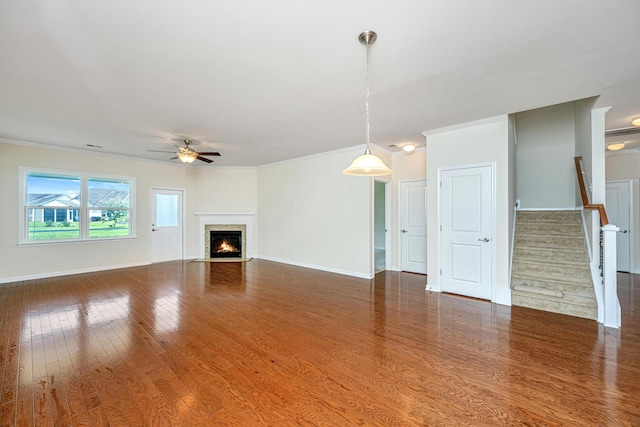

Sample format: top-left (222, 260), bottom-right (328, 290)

top-left (178, 150), bottom-right (198, 163)
top-left (343, 31), bottom-right (392, 177)
top-left (148, 139), bottom-right (221, 164)
top-left (632, 117), bottom-right (640, 127)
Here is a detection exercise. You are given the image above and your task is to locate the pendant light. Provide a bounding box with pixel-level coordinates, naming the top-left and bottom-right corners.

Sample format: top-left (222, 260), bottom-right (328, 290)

top-left (343, 31), bottom-right (392, 176)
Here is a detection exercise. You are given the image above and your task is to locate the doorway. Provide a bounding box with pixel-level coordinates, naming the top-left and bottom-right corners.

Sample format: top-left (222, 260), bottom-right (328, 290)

top-left (374, 181), bottom-right (390, 273)
top-left (151, 188), bottom-right (184, 263)
top-left (440, 164), bottom-right (493, 300)
top-left (606, 180), bottom-right (633, 273)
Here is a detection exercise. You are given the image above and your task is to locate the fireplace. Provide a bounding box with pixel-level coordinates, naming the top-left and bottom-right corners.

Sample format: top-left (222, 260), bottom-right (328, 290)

top-left (210, 231), bottom-right (242, 258)
top-left (204, 224), bottom-right (247, 260)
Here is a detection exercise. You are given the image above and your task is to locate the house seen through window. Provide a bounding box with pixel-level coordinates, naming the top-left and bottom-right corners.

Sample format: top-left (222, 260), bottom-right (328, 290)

top-left (23, 170), bottom-right (133, 242)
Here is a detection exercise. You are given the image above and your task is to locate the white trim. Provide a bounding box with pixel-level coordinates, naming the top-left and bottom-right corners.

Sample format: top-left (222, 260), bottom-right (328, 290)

top-left (257, 255), bottom-right (374, 280)
top-left (494, 287), bottom-right (512, 306)
top-left (0, 261), bottom-right (151, 285)
top-left (18, 166), bottom-right (136, 245)
top-left (422, 115), bottom-right (508, 137)
top-left (3, 137), bottom-right (255, 169)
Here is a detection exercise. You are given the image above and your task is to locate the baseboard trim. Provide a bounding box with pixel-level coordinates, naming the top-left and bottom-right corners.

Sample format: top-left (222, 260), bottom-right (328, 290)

top-left (256, 256), bottom-right (374, 279)
top-left (494, 286), bottom-right (512, 306)
top-left (0, 261), bottom-right (152, 285)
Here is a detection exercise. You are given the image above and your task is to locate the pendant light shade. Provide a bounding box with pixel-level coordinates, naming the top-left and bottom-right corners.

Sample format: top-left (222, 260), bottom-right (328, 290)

top-left (343, 148), bottom-right (393, 176)
top-left (343, 31), bottom-right (392, 177)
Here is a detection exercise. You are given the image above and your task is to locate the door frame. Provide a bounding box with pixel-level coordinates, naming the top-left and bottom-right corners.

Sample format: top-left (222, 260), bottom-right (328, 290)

top-left (436, 162), bottom-right (496, 300)
top-left (606, 179), bottom-right (635, 273)
top-left (372, 179), bottom-right (392, 272)
top-left (149, 187), bottom-right (186, 262)
top-left (398, 179), bottom-right (428, 274)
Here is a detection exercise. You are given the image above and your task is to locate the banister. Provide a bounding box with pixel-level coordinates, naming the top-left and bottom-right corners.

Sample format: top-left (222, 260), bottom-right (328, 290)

top-left (574, 156), bottom-right (609, 225)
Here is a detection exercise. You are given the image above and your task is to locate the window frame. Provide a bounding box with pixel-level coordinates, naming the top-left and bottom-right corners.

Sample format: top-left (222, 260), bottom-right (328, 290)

top-left (18, 167), bottom-right (136, 245)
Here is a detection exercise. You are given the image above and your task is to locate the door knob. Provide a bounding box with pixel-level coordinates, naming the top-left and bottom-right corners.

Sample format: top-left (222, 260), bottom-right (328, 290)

top-left (402, 229), bottom-right (408, 233)
top-left (478, 237), bottom-right (490, 242)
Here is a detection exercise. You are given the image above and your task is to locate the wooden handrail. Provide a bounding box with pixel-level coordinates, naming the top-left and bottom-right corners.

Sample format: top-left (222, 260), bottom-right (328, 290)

top-left (574, 156), bottom-right (609, 225)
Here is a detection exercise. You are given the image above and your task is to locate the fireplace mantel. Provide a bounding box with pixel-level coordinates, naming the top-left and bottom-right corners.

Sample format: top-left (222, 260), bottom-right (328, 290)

top-left (196, 213), bottom-right (256, 259)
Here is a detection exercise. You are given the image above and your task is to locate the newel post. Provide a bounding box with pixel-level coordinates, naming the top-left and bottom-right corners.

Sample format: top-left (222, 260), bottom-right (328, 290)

top-left (601, 224), bottom-right (621, 328)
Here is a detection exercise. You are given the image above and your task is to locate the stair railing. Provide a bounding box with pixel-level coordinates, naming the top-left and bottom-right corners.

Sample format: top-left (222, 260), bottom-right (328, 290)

top-left (574, 156), bottom-right (620, 328)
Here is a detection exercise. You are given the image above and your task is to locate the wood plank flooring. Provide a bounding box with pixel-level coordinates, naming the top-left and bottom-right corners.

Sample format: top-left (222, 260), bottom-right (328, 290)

top-left (1, 260), bottom-right (639, 426)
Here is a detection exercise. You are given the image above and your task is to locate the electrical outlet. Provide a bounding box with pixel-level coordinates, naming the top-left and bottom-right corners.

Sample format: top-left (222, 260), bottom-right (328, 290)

top-left (295, 248), bottom-right (300, 254)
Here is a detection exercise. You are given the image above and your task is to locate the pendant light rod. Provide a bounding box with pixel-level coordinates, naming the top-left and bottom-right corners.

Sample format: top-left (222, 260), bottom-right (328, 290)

top-left (361, 31), bottom-right (376, 151)
top-left (343, 31), bottom-right (392, 176)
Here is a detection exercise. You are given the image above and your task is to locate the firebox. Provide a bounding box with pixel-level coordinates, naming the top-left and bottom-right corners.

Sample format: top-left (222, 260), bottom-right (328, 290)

top-left (209, 231), bottom-right (242, 258)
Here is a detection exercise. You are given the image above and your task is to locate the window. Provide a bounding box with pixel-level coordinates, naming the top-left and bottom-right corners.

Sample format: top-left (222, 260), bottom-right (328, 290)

top-left (20, 168), bottom-right (135, 243)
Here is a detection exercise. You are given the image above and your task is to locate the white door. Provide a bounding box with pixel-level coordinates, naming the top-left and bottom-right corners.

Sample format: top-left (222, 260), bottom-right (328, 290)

top-left (400, 180), bottom-right (427, 274)
top-left (606, 180), bottom-right (631, 272)
top-left (440, 165), bottom-right (492, 300)
top-left (151, 189), bottom-right (183, 262)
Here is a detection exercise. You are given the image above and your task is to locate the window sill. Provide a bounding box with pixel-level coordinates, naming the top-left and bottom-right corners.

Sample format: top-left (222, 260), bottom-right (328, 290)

top-left (18, 235), bottom-right (138, 247)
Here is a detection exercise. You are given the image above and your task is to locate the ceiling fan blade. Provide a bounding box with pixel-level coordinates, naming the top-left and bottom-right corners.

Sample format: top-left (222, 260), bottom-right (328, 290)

top-left (148, 150), bottom-right (177, 153)
top-left (196, 156), bottom-right (214, 163)
top-left (197, 152), bottom-right (221, 156)
top-left (170, 156), bottom-right (178, 160)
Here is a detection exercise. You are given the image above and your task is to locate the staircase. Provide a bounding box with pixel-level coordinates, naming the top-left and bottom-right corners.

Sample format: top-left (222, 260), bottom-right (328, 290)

top-left (511, 210), bottom-right (597, 320)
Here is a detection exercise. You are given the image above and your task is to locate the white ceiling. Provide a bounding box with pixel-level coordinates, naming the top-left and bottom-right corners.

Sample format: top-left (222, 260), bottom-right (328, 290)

top-left (2, 1), bottom-right (640, 166)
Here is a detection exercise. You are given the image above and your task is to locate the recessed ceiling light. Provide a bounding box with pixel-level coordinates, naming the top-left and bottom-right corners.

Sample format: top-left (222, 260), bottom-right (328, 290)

top-left (402, 144), bottom-right (416, 152)
top-left (632, 117), bottom-right (640, 127)
top-left (607, 142), bottom-right (625, 151)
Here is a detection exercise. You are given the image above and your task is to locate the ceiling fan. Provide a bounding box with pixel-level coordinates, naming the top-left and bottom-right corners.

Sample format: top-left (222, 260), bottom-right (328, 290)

top-left (148, 139), bottom-right (221, 164)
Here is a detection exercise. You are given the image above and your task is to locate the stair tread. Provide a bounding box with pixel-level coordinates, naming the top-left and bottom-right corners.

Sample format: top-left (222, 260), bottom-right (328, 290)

top-left (513, 258), bottom-right (591, 269)
top-left (511, 272), bottom-right (593, 287)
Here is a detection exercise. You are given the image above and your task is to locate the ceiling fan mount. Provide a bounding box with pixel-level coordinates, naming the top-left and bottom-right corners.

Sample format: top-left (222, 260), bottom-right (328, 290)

top-left (148, 139), bottom-right (221, 164)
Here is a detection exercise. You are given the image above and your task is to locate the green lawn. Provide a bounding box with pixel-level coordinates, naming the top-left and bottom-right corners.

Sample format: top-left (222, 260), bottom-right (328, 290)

top-left (28, 221), bottom-right (130, 240)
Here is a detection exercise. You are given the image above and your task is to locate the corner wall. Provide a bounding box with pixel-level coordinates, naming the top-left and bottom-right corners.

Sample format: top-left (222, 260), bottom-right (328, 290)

top-left (425, 116), bottom-right (511, 304)
top-left (256, 148), bottom-right (375, 278)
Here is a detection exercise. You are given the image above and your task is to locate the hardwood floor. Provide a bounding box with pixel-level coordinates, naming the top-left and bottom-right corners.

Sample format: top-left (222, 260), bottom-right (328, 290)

top-left (1, 260), bottom-right (639, 426)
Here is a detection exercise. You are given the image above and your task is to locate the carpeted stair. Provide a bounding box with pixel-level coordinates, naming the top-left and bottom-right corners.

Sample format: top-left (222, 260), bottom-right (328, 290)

top-left (511, 210), bottom-right (597, 320)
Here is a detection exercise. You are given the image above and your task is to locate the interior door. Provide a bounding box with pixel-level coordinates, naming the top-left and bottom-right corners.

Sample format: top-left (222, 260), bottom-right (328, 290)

top-left (606, 180), bottom-right (631, 272)
top-left (440, 165), bottom-right (492, 300)
top-left (400, 180), bottom-right (427, 274)
top-left (151, 189), bottom-right (183, 262)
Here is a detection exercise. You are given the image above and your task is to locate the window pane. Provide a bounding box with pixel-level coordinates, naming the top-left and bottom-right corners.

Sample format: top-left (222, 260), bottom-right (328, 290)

top-left (26, 174), bottom-right (80, 240)
top-left (156, 194), bottom-right (178, 227)
top-left (89, 209), bottom-right (131, 238)
top-left (88, 179), bottom-right (130, 208)
top-left (88, 179), bottom-right (130, 238)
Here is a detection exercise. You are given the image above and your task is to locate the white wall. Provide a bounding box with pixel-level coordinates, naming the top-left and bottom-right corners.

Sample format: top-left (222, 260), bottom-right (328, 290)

top-left (606, 152), bottom-right (640, 273)
top-left (0, 141), bottom-right (257, 282)
top-left (390, 148), bottom-right (426, 270)
top-left (425, 116), bottom-right (511, 304)
top-left (515, 102), bottom-right (578, 209)
top-left (257, 148), bottom-right (374, 278)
